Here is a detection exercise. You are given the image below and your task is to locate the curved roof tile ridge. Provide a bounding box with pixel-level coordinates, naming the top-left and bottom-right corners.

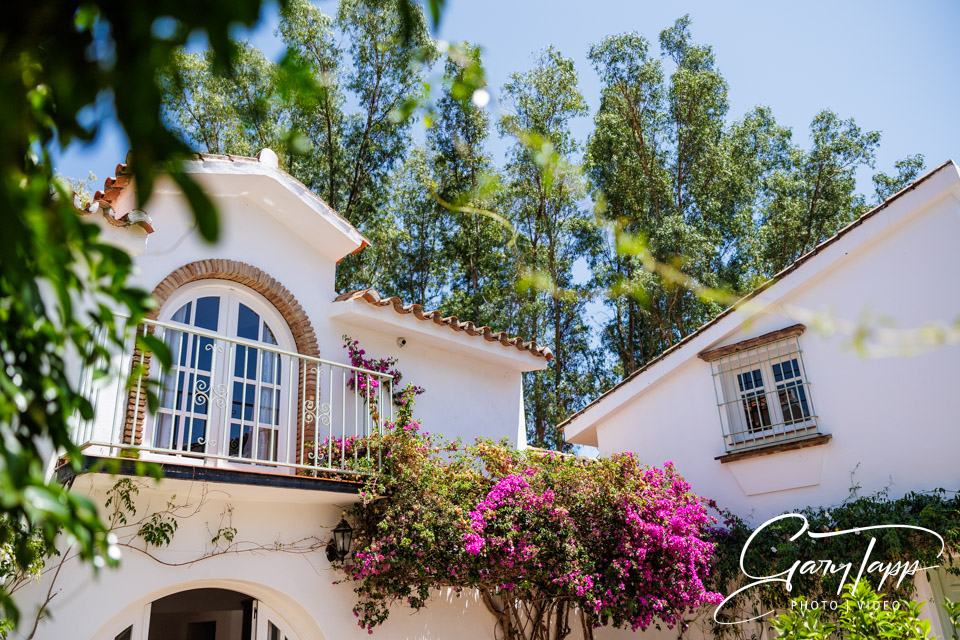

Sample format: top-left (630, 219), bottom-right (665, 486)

top-left (333, 288), bottom-right (554, 361)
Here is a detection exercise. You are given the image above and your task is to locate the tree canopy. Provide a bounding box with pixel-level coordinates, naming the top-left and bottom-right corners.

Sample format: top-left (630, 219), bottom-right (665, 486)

top-left (158, 13), bottom-right (926, 449)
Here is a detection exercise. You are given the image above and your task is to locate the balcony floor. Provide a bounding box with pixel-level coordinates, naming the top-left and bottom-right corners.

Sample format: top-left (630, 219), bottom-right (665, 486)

top-left (57, 455), bottom-right (364, 499)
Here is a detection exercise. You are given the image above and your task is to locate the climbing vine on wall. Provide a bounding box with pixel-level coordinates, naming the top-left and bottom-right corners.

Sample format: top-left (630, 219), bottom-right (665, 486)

top-left (335, 362), bottom-right (723, 640)
top-left (699, 486), bottom-right (960, 638)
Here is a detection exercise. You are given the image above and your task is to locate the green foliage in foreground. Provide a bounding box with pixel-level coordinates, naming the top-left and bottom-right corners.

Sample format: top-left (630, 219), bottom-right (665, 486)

top-left (0, 0), bottom-right (449, 630)
top-left (772, 581), bottom-right (934, 640)
top-left (0, 0), bottom-right (285, 627)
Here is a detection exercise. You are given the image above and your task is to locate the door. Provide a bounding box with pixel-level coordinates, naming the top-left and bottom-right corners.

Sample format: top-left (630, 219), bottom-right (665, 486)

top-left (153, 283), bottom-right (293, 466)
top-left (254, 601), bottom-right (300, 640)
top-left (931, 566), bottom-right (960, 639)
top-left (98, 589), bottom-right (306, 640)
top-left (225, 299), bottom-right (286, 465)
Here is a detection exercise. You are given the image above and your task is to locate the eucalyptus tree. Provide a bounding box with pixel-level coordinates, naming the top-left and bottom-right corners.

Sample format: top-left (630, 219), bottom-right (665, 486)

top-left (585, 18), bottom-right (743, 377)
top-left (279, 0), bottom-right (438, 290)
top-left (585, 17), bottom-right (922, 380)
top-left (872, 154), bottom-right (925, 205)
top-left (336, 0), bottom-right (436, 231)
top-left (161, 45), bottom-right (288, 159)
top-left (160, 0), bottom-right (435, 291)
top-left (499, 47), bottom-right (599, 448)
top-left (428, 45), bottom-right (513, 329)
top-left (155, 8), bottom-right (930, 446)
top-left (755, 110), bottom-right (881, 275)
top-left (377, 147), bottom-right (452, 308)
top-left (278, 0), bottom-right (348, 208)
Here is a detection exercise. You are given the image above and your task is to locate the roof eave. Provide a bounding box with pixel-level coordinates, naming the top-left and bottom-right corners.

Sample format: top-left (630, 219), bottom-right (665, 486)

top-left (92, 151), bottom-right (371, 263)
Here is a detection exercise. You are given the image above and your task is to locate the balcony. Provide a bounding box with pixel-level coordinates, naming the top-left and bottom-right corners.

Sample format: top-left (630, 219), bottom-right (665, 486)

top-left (71, 318), bottom-right (393, 478)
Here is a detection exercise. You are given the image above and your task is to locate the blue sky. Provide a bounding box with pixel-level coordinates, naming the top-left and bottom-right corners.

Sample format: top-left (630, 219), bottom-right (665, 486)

top-left (55, 0), bottom-right (960, 199)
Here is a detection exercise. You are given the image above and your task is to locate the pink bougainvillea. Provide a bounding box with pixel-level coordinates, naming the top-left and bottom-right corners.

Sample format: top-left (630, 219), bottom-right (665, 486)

top-left (462, 458), bottom-right (722, 633)
top-left (333, 337), bottom-right (720, 639)
top-left (342, 335), bottom-right (424, 404)
top-left (339, 425), bottom-right (722, 639)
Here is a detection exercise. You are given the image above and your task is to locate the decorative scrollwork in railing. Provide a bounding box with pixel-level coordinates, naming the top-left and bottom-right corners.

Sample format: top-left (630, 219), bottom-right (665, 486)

top-left (304, 399), bottom-right (332, 427)
top-left (211, 383), bottom-right (228, 409)
top-left (303, 366), bottom-right (332, 427)
top-left (193, 377), bottom-right (211, 407)
top-left (191, 343), bottom-right (226, 409)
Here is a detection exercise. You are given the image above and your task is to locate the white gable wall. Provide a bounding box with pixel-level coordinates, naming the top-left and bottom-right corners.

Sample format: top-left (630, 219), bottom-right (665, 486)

top-left (581, 174), bottom-right (960, 522)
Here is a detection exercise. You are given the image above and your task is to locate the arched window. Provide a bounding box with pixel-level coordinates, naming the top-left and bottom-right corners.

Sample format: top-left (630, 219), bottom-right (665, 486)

top-left (153, 282), bottom-right (296, 464)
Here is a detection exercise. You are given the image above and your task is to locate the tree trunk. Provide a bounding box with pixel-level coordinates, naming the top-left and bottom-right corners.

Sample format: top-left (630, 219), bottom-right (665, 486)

top-left (481, 590), bottom-right (589, 640)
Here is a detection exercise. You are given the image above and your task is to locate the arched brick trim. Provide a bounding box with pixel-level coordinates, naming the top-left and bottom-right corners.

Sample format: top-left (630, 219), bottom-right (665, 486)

top-left (149, 260), bottom-right (319, 355)
top-left (123, 260), bottom-right (320, 461)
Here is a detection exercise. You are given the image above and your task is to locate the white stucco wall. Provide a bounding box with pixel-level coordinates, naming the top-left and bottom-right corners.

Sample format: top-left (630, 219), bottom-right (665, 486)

top-left (14, 475), bottom-right (501, 640)
top-left (577, 171), bottom-right (960, 523)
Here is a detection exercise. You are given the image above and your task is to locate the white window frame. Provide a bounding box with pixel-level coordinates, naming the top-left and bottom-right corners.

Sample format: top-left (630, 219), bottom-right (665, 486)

top-left (151, 280), bottom-right (297, 467)
top-left (707, 334), bottom-right (820, 452)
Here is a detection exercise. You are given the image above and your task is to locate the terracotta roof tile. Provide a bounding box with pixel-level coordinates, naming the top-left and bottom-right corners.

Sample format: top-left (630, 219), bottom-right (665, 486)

top-left (94, 156), bottom-right (134, 208)
top-left (75, 151), bottom-right (152, 233)
top-left (76, 193), bottom-right (154, 234)
top-left (333, 288), bottom-right (554, 361)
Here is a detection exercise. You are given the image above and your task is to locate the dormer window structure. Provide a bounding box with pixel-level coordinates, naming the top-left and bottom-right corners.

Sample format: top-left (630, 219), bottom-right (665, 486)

top-left (700, 325), bottom-right (820, 452)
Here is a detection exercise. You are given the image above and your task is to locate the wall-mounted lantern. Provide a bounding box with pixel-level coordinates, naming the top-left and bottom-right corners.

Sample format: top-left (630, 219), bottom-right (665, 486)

top-left (325, 511), bottom-right (354, 563)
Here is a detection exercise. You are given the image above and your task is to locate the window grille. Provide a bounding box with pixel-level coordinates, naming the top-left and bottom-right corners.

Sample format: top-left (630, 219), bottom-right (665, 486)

top-left (705, 333), bottom-right (820, 452)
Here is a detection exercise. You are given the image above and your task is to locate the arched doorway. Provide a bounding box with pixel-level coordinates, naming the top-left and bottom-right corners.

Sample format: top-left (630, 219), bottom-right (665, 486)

top-left (109, 587), bottom-right (300, 640)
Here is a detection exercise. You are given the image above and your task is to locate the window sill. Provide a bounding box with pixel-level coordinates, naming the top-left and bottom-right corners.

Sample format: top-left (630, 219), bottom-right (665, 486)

top-left (715, 433), bottom-right (832, 464)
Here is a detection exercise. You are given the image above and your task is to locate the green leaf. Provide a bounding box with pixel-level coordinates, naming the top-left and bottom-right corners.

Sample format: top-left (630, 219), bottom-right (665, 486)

top-left (168, 168), bottom-right (219, 242)
top-left (136, 333), bottom-right (172, 370)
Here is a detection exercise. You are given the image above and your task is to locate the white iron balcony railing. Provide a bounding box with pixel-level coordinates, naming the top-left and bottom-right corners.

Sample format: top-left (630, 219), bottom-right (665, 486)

top-left (72, 318), bottom-right (394, 477)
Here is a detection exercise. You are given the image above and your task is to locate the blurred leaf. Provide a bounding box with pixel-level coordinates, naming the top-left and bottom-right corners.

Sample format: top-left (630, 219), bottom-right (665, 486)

top-left (168, 167), bottom-right (219, 242)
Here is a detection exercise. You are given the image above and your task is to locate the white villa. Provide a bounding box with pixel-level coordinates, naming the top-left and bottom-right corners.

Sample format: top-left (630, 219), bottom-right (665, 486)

top-left (14, 152), bottom-right (960, 639)
top-left (563, 160), bottom-right (960, 639)
top-left (18, 150), bottom-right (550, 640)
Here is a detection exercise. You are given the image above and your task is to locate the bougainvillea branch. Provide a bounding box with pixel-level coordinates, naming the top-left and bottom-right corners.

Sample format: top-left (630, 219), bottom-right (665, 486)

top-left (342, 335), bottom-right (424, 428)
top-left (342, 335), bottom-right (425, 406)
